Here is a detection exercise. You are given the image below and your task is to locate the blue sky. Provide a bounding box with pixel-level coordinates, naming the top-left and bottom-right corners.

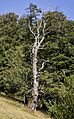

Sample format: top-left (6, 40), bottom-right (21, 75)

top-left (0, 0), bottom-right (74, 20)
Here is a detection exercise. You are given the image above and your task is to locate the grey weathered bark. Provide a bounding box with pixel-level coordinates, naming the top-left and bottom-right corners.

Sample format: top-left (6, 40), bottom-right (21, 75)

top-left (29, 20), bottom-right (46, 111)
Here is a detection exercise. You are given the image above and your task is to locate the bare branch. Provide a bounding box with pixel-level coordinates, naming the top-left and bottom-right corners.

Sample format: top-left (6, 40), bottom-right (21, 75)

top-left (39, 60), bottom-right (49, 72)
top-left (37, 20), bottom-right (42, 36)
top-left (42, 20), bottom-right (46, 35)
top-left (39, 62), bottom-right (45, 72)
top-left (38, 36), bottom-right (45, 47)
top-left (45, 28), bottom-right (49, 32)
top-left (32, 37), bottom-right (38, 54)
top-left (44, 31), bottom-right (51, 35)
top-left (28, 21), bottom-right (38, 54)
top-left (28, 21), bottom-right (36, 36)
top-left (39, 47), bottom-right (46, 50)
top-left (37, 20), bottom-right (46, 48)
top-left (36, 20), bottom-right (43, 44)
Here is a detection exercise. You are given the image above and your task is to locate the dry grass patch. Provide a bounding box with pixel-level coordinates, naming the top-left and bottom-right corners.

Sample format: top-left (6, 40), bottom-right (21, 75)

top-left (0, 96), bottom-right (51, 119)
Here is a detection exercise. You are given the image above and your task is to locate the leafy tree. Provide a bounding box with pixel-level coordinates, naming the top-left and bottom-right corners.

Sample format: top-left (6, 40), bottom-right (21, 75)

top-left (0, 4), bottom-right (74, 119)
top-left (0, 13), bottom-right (31, 99)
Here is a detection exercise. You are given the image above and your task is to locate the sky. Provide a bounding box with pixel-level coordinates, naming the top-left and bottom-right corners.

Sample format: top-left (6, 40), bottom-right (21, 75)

top-left (0, 0), bottom-right (74, 20)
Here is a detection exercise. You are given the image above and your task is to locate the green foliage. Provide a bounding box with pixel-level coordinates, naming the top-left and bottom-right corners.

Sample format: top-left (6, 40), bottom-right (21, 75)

top-left (43, 12), bottom-right (67, 36)
top-left (0, 5), bottom-right (74, 118)
top-left (0, 13), bottom-right (32, 99)
top-left (47, 78), bottom-right (74, 119)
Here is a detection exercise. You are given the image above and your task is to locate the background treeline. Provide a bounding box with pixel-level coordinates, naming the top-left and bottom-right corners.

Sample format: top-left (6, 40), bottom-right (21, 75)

top-left (0, 9), bottom-right (74, 119)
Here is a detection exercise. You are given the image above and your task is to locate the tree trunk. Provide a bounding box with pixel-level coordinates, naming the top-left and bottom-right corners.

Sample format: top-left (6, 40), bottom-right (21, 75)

top-left (31, 44), bottom-right (39, 111)
top-left (28, 20), bottom-right (46, 111)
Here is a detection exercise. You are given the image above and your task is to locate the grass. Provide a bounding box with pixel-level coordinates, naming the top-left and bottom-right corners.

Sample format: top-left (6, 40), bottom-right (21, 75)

top-left (0, 96), bottom-right (51, 119)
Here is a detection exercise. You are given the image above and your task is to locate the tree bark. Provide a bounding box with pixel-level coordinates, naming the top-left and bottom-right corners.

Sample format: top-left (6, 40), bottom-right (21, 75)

top-left (31, 42), bottom-right (39, 111)
top-left (28, 20), bottom-right (46, 111)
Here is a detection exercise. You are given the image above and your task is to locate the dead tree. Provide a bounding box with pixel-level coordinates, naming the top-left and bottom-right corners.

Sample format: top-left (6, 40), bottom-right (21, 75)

top-left (28, 19), bottom-right (49, 111)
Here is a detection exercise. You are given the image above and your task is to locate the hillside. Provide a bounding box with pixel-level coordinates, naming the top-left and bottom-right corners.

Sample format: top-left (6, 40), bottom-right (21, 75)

top-left (0, 6), bottom-right (74, 119)
top-left (0, 96), bottom-right (51, 119)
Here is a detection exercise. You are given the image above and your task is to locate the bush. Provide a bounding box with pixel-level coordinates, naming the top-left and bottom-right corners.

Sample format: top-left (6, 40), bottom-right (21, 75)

top-left (47, 86), bottom-right (74, 119)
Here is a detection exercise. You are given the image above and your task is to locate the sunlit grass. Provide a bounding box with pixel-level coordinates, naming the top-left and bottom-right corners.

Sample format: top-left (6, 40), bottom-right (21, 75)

top-left (0, 96), bottom-right (51, 119)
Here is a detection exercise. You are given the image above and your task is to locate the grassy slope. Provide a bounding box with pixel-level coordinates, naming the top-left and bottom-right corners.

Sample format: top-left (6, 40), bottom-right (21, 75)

top-left (0, 96), bottom-right (51, 119)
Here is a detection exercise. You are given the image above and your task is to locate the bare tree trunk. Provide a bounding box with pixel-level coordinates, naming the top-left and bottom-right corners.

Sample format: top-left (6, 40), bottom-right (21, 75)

top-left (31, 45), bottom-right (39, 111)
top-left (28, 20), bottom-right (46, 111)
